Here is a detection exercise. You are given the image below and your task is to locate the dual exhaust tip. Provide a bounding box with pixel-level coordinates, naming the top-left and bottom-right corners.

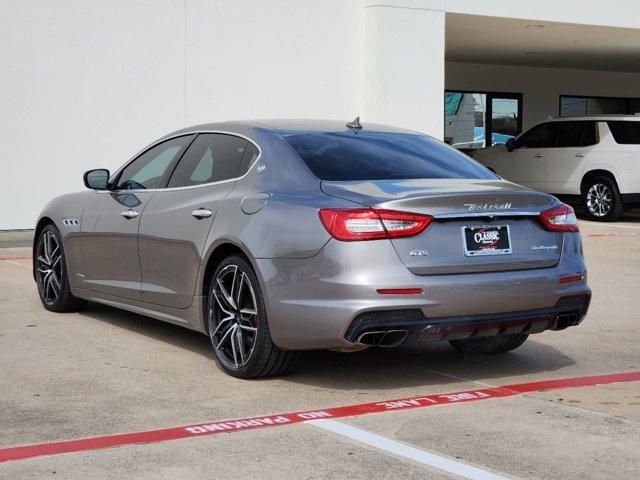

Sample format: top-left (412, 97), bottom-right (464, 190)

top-left (554, 312), bottom-right (581, 330)
top-left (356, 329), bottom-right (409, 347)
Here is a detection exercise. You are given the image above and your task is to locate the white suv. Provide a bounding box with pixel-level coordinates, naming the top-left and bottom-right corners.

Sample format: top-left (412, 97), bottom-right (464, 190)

top-left (471, 115), bottom-right (640, 221)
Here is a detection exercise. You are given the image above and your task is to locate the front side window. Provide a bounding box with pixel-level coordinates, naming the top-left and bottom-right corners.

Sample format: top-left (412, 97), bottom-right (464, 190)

top-left (117, 135), bottom-right (193, 190)
top-left (607, 121), bottom-right (640, 144)
top-left (284, 131), bottom-right (497, 181)
top-left (168, 134), bottom-right (248, 188)
top-left (516, 123), bottom-right (556, 149)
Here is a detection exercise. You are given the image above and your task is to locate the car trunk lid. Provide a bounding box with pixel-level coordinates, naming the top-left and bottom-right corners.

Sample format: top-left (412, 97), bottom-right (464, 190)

top-left (321, 179), bottom-right (563, 275)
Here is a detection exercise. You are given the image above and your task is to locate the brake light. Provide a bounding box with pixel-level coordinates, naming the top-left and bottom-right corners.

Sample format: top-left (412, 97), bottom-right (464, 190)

top-left (538, 204), bottom-right (579, 232)
top-left (319, 208), bottom-right (433, 241)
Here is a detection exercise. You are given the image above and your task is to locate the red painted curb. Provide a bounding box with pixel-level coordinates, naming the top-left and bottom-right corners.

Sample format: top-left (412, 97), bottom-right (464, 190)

top-left (0, 256), bottom-right (32, 261)
top-left (1, 371), bottom-right (638, 463)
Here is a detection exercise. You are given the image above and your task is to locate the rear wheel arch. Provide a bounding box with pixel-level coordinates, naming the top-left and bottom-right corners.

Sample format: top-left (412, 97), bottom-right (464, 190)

top-left (200, 242), bottom-right (256, 332)
top-left (580, 169), bottom-right (619, 194)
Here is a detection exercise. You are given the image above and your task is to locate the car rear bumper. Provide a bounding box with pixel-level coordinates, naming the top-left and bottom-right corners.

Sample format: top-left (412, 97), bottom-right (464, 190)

top-left (256, 234), bottom-right (590, 350)
top-left (344, 294), bottom-right (590, 347)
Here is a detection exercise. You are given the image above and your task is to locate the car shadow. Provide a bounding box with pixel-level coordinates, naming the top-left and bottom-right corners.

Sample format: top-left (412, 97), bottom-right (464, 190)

top-left (78, 302), bottom-right (576, 391)
top-left (77, 302), bottom-right (215, 360)
top-left (286, 340), bottom-right (576, 391)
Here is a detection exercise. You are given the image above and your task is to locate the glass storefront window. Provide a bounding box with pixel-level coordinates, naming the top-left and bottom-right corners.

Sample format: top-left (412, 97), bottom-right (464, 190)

top-left (491, 98), bottom-right (519, 144)
top-left (445, 91), bottom-right (522, 151)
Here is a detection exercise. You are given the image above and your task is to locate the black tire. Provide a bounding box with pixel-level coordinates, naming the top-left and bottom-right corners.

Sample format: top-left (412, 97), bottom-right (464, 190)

top-left (582, 176), bottom-right (624, 222)
top-left (207, 255), bottom-right (299, 379)
top-left (34, 224), bottom-right (86, 312)
top-left (449, 333), bottom-right (528, 355)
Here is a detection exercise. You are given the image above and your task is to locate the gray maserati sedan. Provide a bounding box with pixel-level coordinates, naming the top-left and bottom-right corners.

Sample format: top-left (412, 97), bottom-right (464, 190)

top-left (33, 119), bottom-right (591, 378)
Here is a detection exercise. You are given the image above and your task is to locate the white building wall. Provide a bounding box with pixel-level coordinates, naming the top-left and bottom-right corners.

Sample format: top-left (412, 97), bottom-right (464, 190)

top-left (0, 0), bottom-right (365, 230)
top-left (364, 1), bottom-right (445, 136)
top-left (185, 0), bottom-right (364, 125)
top-left (446, 62), bottom-right (640, 130)
top-left (1, 0), bottom-right (186, 230)
top-left (3, 0), bottom-right (640, 229)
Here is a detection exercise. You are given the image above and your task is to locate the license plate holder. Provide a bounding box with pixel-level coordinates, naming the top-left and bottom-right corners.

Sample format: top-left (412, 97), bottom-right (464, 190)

top-left (462, 225), bottom-right (512, 256)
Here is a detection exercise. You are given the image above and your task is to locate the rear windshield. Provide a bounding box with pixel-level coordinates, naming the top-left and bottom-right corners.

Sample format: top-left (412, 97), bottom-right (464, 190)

top-left (607, 121), bottom-right (640, 144)
top-left (283, 131), bottom-right (497, 181)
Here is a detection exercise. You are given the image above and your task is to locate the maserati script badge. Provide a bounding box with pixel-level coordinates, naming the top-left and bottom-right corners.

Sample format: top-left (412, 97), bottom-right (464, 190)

top-left (464, 202), bottom-right (512, 210)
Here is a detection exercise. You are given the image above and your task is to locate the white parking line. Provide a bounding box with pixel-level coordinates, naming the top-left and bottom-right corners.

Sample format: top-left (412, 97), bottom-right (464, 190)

top-left (2, 260), bottom-right (30, 269)
top-left (307, 419), bottom-right (510, 480)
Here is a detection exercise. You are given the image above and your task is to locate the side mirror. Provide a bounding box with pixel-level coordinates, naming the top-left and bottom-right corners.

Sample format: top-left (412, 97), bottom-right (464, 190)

top-left (84, 169), bottom-right (110, 190)
top-left (505, 138), bottom-right (516, 152)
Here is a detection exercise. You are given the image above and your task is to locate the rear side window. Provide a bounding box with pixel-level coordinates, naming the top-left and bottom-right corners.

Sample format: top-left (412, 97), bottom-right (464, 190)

top-left (237, 142), bottom-right (260, 177)
top-left (607, 121), bottom-right (640, 144)
top-left (168, 134), bottom-right (248, 188)
top-left (283, 131), bottom-right (497, 181)
top-left (556, 122), bottom-right (598, 147)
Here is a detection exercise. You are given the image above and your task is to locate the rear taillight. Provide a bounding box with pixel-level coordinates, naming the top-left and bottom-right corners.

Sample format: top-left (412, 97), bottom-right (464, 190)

top-left (319, 208), bottom-right (433, 241)
top-left (538, 204), bottom-right (579, 232)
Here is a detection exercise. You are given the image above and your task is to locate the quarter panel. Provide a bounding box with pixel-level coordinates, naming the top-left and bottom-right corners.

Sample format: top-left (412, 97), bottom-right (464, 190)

top-left (202, 127), bottom-right (338, 264)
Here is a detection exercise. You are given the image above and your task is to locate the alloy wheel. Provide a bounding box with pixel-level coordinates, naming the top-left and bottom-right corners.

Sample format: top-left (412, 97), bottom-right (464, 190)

top-left (36, 230), bottom-right (63, 305)
top-left (209, 264), bottom-right (259, 370)
top-left (586, 183), bottom-right (612, 217)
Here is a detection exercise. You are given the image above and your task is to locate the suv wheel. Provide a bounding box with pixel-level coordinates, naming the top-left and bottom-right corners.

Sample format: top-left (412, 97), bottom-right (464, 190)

top-left (582, 176), bottom-right (624, 221)
top-left (207, 255), bottom-right (299, 379)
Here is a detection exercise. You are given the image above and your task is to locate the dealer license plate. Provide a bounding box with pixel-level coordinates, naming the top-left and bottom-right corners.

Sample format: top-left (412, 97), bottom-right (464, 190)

top-left (462, 225), bottom-right (512, 256)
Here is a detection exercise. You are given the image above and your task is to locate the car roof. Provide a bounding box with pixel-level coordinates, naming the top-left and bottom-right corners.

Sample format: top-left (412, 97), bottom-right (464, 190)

top-left (545, 114), bottom-right (640, 122)
top-left (167, 119), bottom-right (423, 137)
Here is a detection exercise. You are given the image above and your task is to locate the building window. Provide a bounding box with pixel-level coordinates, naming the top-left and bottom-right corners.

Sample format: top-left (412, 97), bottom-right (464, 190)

top-left (560, 95), bottom-right (640, 116)
top-left (444, 91), bottom-right (522, 151)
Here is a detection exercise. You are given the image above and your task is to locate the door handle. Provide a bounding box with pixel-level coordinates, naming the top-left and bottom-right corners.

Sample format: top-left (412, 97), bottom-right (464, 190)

top-left (575, 153), bottom-right (586, 157)
top-left (121, 210), bottom-right (139, 219)
top-left (533, 153), bottom-right (545, 158)
top-left (191, 208), bottom-right (213, 219)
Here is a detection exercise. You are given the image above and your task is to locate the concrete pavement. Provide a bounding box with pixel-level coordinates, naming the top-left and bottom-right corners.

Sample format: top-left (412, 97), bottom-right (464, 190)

top-left (0, 215), bottom-right (639, 479)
